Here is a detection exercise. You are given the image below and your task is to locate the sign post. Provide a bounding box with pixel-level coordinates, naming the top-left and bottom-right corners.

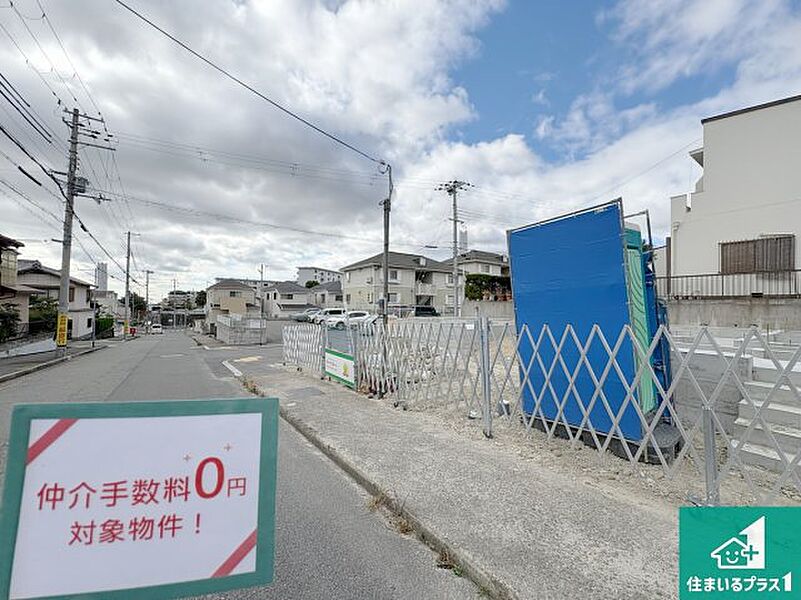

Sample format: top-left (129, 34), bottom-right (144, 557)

top-left (0, 398), bottom-right (278, 600)
top-left (55, 314), bottom-right (68, 347)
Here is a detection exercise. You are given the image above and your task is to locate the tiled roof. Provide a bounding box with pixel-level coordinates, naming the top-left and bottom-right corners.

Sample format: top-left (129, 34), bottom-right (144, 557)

top-left (342, 251), bottom-right (451, 273)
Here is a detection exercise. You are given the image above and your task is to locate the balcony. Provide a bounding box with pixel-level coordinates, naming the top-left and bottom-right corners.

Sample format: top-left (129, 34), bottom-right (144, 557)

top-left (656, 270), bottom-right (801, 299)
top-left (415, 282), bottom-right (435, 296)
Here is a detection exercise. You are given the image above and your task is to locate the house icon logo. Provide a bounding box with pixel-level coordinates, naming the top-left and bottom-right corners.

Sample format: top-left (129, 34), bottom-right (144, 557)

top-left (710, 516), bottom-right (765, 570)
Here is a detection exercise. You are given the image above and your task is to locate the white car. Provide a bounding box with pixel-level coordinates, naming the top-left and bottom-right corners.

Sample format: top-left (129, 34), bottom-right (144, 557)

top-left (312, 308), bottom-right (345, 324)
top-left (326, 310), bottom-right (373, 330)
top-left (150, 323), bottom-right (163, 334)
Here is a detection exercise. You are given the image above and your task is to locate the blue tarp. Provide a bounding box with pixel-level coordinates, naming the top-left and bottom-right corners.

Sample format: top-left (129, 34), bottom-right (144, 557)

top-left (508, 200), bottom-right (643, 441)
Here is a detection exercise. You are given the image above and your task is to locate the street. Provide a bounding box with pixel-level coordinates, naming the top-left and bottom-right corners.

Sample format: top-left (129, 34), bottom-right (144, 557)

top-left (0, 332), bottom-right (478, 599)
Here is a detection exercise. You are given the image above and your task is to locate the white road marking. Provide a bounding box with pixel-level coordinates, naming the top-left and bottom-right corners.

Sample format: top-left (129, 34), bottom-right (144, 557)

top-left (233, 356), bottom-right (261, 363)
top-left (159, 353), bottom-right (185, 358)
top-left (221, 360), bottom-right (242, 377)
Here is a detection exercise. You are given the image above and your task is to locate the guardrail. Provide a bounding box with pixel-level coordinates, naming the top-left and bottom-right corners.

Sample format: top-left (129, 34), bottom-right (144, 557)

top-left (656, 270), bottom-right (801, 299)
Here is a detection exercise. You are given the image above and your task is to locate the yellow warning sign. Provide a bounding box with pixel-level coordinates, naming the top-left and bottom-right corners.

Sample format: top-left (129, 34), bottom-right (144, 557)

top-left (56, 313), bottom-right (68, 346)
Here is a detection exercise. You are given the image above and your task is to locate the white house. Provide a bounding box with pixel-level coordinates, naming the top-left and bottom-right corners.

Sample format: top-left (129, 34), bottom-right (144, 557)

top-left (310, 280), bottom-right (343, 308)
top-left (668, 95), bottom-right (801, 280)
top-left (17, 259), bottom-right (94, 339)
top-left (296, 266), bottom-right (342, 287)
top-left (263, 281), bottom-right (315, 318)
top-left (442, 250), bottom-right (509, 277)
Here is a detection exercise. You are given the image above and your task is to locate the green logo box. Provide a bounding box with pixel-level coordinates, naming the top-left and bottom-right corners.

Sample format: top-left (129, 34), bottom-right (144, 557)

top-left (679, 507), bottom-right (801, 598)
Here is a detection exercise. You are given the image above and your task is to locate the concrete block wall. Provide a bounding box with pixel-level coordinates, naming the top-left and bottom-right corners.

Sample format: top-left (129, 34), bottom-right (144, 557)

top-left (667, 298), bottom-right (801, 330)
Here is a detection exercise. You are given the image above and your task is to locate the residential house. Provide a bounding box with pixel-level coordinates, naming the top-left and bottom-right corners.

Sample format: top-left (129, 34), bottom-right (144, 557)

top-left (263, 281), bottom-right (315, 318)
top-left (341, 251), bottom-right (456, 314)
top-left (669, 94), bottom-right (801, 278)
top-left (296, 266), bottom-right (342, 287)
top-left (309, 280), bottom-right (343, 308)
top-left (0, 234), bottom-right (34, 335)
top-left (664, 94), bottom-right (801, 327)
top-left (17, 259), bottom-right (94, 339)
top-left (205, 279), bottom-right (258, 335)
top-left (442, 249), bottom-right (509, 277)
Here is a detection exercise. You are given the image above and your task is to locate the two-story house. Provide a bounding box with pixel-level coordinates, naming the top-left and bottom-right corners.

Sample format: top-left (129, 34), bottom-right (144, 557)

top-left (205, 279), bottom-right (259, 335)
top-left (17, 259), bottom-right (94, 339)
top-left (443, 250), bottom-right (509, 277)
top-left (309, 280), bottom-right (343, 308)
top-left (341, 251), bottom-right (456, 313)
top-left (263, 281), bottom-right (315, 318)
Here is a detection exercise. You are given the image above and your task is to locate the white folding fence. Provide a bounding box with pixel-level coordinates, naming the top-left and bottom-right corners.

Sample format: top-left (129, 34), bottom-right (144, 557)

top-left (283, 319), bottom-right (801, 506)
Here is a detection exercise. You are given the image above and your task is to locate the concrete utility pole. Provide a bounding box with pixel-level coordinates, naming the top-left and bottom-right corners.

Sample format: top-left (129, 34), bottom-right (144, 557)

top-left (55, 108), bottom-right (80, 357)
top-left (436, 180), bottom-right (472, 317)
top-left (258, 263), bottom-right (265, 345)
top-left (145, 269), bottom-right (154, 334)
top-left (172, 278), bottom-right (177, 329)
top-left (124, 230), bottom-right (131, 339)
top-left (380, 165), bottom-right (393, 326)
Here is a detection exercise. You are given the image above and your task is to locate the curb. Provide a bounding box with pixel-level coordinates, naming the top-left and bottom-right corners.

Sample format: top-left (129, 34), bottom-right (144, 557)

top-left (278, 404), bottom-right (518, 600)
top-left (0, 345), bottom-right (106, 384)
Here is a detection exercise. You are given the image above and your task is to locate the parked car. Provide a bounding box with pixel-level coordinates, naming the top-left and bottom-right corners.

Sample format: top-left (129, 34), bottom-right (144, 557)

top-left (414, 305), bottom-right (439, 317)
top-left (311, 307), bottom-right (345, 324)
top-left (326, 310), bottom-right (373, 329)
top-left (291, 307), bottom-right (321, 322)
top-left (150, 323), bottom-right (163, 334)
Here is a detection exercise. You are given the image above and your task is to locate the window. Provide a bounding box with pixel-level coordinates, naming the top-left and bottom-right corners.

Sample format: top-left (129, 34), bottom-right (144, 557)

top-left (446, 274), bottom-right (454, 285)
top-left (346, 294), bottom-right (351, 302)
top-left (346, 272), bottom-right (351, 282)
top-left (87, 317), bottom-right (92, 328)
top-left (285, 294), bottom-right (293, 300)
top-left (336, 294), bottom-right (343, 302)
top-left (445, 294), bottom-right (454, 305)
top-left (229, 290), bottom-right (241, 298)
top-left (86, 289), bottom-right (91, 302)
top-left (388, 292), bottom-right (399, 303)
top-left (389, 269), bottom-right (399, 282)
top-left (367, 293), bottom-right (373, 303)
top-left (68, 287), bottom-right (74, 302)
top-left (720, 235), bottom-right (795, 274)
top-left (481, 264), bottom-right (490, 274)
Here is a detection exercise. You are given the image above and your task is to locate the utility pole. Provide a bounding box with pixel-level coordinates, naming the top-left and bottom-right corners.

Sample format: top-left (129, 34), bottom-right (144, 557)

top-left (55, 108), bottom-right (80, 357)
top-left (258, 264), bottom-right (265, 345)
top-left (172, 278), bottom-right (177, 329)
top-left (436, 180), bottom-right (472, 317)
top-left (124, 230), bottom-right (131, 339)
top-left (378, 163), bottom-right (393, 399)
top-left (145, 269), bottom-right (154, 334)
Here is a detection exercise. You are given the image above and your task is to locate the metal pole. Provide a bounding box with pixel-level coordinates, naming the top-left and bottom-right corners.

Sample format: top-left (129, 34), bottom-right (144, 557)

top-left (144, 269), bottom-right (153, 334)
top-left (56, 108), bottom-right (80, 357)
top-left (480, 315), bottom-right (493, 438)
top-left (91, 303), bottom-right (96, 348)
top-left (124, 231), bottom-right (131, 340)
top-left (703, 405), bottom-right (719, 505)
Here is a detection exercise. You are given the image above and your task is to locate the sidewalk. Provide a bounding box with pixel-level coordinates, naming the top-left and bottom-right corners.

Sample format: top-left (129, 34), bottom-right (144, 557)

top-left (250, 367), bottom-right (678, 600)
top-left (0, 341), bottom-right (106, 381)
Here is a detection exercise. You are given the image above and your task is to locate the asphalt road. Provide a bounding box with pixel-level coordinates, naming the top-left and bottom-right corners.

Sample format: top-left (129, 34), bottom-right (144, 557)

top-left (0, 332), bottom-right (477, 599)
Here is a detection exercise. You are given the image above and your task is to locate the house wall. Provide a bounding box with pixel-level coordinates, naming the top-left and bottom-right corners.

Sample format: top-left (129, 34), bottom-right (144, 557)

top-left (671, 99), bottom-right (801, 276)
top-left (460, 260), bottom-right (503, 276)
top-left (1, 248), bottom-right (18, 288)
top-left (297, 267), bottom-right (342, 286)
top-left (18, 271), bottom-right (93, 338)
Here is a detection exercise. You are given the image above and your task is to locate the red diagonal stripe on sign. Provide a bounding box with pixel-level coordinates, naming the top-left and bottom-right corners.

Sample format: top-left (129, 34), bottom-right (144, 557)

top-left (212, 529), bottom-right (258, 578)
top-left (26, 418), bottom-right (78, 465)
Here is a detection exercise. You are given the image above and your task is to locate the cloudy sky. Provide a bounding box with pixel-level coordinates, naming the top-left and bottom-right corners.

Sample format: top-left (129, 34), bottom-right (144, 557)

top-left (1, 0), bottom-right (801, 301)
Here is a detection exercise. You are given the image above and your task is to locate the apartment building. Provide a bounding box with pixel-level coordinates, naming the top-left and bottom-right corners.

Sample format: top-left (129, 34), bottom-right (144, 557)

top-left (442, 250), bottom-right (509, 277)
top-left (296, 266), bottom-right (342, 287)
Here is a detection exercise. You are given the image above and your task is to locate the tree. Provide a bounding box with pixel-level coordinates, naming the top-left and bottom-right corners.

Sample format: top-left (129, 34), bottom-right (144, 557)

top-left (464, 274), bottom-right (512, 301)
top-left (195, 290), bottom-right (207, 308)
top-left (0, 303), bottom-right (20, 342)
top-left (29, 295), bottom-right (58, 332)
top-left (305, 280), bottom-right (319, 288)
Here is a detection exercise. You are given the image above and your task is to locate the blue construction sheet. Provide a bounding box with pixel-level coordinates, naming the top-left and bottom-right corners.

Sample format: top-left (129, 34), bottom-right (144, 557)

top-left (507, 200), bottom-right (643, 441)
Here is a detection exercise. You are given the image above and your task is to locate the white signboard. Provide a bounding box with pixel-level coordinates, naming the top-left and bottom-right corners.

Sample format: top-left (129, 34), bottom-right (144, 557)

top-left (324, 348), bottom-right (356, 388)
top-left (0, 399), bottom-right (278, 600)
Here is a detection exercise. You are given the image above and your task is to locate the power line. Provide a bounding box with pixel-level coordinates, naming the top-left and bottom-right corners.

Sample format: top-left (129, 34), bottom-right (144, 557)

top-left (113, 0), bottom-right (383, 165)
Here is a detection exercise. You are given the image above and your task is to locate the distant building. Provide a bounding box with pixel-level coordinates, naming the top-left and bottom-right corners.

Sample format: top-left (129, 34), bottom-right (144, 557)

top-left (0, 234), bottom-right (34, 335)
top-left (95, 262), bottom-right (108, 291)
top-left (296, 266), bottom-right (342, 287)
top-left (164, 289), bottom-right (197, 308)
top-left (17, 259), bottom-right (94, 339)
top-left (205, 279), bottom-right (258, 335)
top-left (341, 251), bottom-right (456, 314)
top-left (442, 250), bottom-right (509, 277)
top-left (263, 281), bottom-right (315, 318)
top-left (309, 280), bottom-right (343, 308)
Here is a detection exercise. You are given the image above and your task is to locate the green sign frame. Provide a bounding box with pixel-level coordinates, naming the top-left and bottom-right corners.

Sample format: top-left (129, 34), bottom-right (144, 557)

top-left (324, 347), bottom-right (356, 388)
top-left (0, 398), bottom-right (278, 600)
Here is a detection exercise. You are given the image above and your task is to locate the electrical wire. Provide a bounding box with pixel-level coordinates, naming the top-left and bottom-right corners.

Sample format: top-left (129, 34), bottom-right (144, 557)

top-left (113, 0), bottom-right (384, 166)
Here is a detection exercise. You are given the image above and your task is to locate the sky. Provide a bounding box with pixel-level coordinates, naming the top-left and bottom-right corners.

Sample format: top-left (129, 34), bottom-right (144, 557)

top-left (1, 0), bottom-right (801, 302)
